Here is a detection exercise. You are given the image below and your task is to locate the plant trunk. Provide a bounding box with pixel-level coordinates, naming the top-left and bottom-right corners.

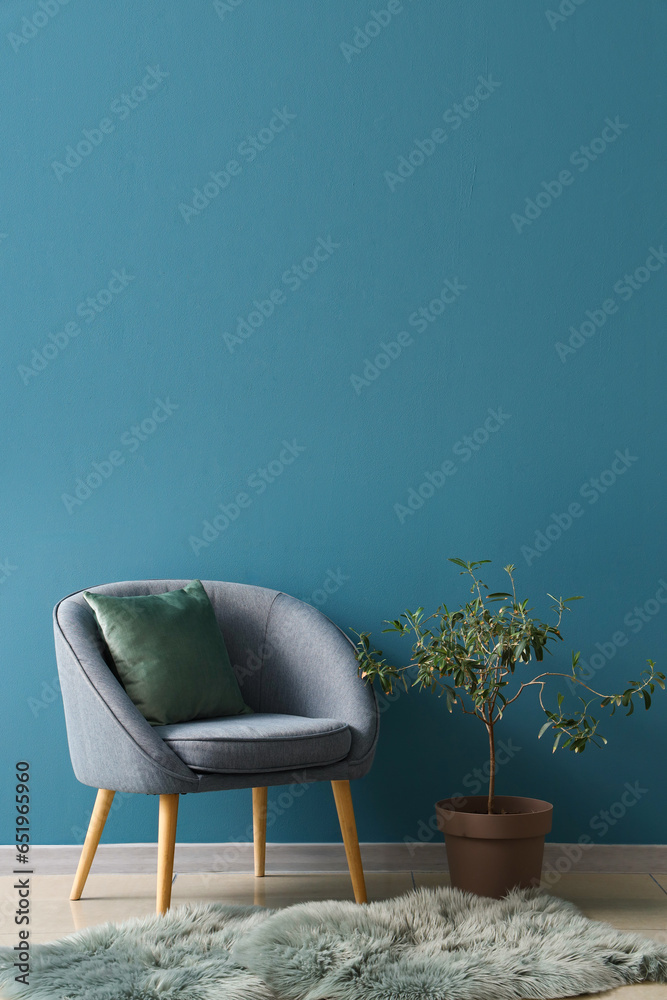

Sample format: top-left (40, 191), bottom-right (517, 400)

top-left (487, 722), bottom-right (496, 814)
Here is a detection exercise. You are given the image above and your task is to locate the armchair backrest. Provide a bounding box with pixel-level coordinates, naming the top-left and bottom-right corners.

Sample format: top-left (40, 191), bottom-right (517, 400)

top-left (56, 580), bottom-right (280, 712)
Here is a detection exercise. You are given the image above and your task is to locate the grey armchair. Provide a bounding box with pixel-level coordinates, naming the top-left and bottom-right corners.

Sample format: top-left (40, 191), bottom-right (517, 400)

top-left (54, 580), bottom-right (379, 913)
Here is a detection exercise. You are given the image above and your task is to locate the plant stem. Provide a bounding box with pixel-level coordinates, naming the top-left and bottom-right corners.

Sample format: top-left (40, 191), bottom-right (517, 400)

top-left (487, 719), bottom-right (496, 814)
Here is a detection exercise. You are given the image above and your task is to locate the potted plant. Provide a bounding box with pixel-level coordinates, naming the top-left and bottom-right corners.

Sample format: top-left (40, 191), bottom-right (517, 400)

top-left (352, 559), bottom-right (664, 899)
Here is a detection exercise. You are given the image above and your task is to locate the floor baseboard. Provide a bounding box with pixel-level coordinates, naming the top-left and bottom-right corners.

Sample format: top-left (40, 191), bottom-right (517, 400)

top-left (2, 842), bottom-right (666, 875)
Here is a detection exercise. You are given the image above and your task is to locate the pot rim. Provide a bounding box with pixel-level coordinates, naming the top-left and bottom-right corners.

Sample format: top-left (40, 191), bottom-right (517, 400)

top-left (436, 794), bottom-right (553, 817)
top-left (435, 795), bottom-right (553, 840)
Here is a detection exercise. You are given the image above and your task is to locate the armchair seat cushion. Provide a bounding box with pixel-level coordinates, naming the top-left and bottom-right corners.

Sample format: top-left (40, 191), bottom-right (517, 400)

top-left (154, 713), bottom-right (352, 774)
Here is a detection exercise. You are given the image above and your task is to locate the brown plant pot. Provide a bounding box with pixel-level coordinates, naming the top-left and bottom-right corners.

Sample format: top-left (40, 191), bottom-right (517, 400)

top-left (435, 795), bottom-right (553, 899)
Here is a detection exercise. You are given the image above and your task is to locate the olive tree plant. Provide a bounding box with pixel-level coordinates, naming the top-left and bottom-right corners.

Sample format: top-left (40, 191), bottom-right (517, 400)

top-left (352, 559), bottom-right (664, 814)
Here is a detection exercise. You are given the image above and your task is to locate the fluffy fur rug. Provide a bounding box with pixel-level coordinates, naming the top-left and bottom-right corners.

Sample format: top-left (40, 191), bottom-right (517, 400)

top-left (1, 886), bottom-right (666, 1000)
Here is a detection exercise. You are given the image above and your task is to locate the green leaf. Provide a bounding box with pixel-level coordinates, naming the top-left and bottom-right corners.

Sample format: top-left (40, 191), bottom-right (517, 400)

top-left (538, 721), bottom-right (552, 739)
top-left (552, 732), bottom-right (563, 753)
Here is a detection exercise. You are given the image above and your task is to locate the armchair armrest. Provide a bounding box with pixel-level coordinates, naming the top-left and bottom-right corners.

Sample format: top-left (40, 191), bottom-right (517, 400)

top-left (260, 593), bottom-right (379, 778)
top-left (54, 595), bottom-right (199, 794)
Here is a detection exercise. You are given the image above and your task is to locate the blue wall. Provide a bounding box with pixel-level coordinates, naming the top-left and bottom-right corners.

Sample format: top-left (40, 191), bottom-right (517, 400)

top-left (1, 0), bottom-right (665, 850)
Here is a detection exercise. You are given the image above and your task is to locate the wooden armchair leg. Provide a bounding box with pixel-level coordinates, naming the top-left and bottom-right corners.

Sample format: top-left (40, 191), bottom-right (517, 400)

top-left (331, 780), bottom-right (367, 903)
top-left (156, 793), bottom-right (179, 914)
top-left (253, 787), bottom-right (268, 877)
top-left (70, 789), bottom-right (115, 901)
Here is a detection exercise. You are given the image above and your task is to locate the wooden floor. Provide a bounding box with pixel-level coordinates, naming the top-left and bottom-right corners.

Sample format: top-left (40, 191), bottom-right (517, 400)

top-left (1, 871), bottom-right (666, 998)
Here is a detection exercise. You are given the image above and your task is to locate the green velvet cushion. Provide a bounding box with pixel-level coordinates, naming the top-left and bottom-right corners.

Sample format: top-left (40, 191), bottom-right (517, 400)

top-left (82, 580), bottom-right (252, 726)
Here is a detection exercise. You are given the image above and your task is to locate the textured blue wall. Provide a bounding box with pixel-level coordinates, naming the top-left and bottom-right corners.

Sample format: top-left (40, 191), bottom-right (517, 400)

top-left (1, 0), bottom-right (665, 850)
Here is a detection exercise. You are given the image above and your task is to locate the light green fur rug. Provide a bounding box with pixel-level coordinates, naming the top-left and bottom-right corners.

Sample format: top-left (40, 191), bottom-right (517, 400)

top-left (1, 886), bottom-right (666, 999)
